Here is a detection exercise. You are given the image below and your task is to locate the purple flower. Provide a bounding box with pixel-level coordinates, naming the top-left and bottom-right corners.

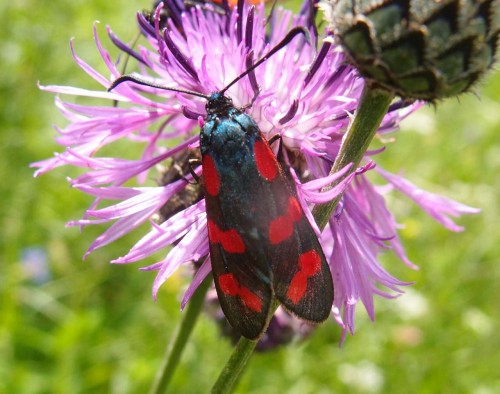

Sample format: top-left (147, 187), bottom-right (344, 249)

top-left (34, 1), bottom-right (478, 340)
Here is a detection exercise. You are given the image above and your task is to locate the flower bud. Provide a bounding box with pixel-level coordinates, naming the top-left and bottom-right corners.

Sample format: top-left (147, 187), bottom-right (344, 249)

top-left (321, 0), bottom-right (499, 100)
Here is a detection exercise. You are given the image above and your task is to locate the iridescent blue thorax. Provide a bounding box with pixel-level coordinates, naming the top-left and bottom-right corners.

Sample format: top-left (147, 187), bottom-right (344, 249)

top-left (200, 93), bottom-right (260, 166)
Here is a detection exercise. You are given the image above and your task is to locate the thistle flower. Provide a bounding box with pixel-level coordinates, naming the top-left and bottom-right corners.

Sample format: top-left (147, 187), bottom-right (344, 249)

top-left (34, 1), bottom-right (478, 341)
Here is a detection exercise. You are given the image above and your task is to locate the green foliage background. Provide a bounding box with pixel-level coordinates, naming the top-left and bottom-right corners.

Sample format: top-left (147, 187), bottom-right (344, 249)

top-left (1, 1), bottom-right (499, 393)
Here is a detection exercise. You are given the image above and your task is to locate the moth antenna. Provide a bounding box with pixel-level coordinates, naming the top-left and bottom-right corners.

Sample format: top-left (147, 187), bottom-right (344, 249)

top-left (109, 27), bottom-right (310, 100)
top-left (108, 74), bottom-right (210, 99)
top-left (220, 26), bottom-right (310, 95)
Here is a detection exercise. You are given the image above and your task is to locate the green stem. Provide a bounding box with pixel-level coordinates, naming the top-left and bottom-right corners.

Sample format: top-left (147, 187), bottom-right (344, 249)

top-left (149, 274), bottom-right (212, 394)
top-left (312, 85), bottom-right (394, 229)
top-left (210, 299), bottom-right (278, 393)
top-left (211, 337), bottom-right (258, 394)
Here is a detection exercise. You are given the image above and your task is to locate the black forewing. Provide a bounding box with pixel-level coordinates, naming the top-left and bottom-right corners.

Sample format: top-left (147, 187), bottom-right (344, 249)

top-left (207, 229), bottom-right (272, 339)
top-left (257, 140), bottom-right (334, 322)
top-left (268, 196), bottom-right (334, 322)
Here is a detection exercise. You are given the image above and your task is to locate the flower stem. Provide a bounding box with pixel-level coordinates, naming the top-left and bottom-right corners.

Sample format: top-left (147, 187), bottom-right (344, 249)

top-left (149, 274), bottom-right (212, 394)
top-left (313, 85), bottom-right (394, 229)
top-left (210, 299), bottom-right (278, 393)
top-left (211, 336), bottom-right (258, 394)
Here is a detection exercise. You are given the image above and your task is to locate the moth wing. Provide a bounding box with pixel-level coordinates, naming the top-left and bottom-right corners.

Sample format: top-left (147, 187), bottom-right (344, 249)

top-left (208, 234), bottom-right (273, 340)
top-left (263, 156), bottom-right (334, 322)
top-left (269, 213), bottom-right (334, 322)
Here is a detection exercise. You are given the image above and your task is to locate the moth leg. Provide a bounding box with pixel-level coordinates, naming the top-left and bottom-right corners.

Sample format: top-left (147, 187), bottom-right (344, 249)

top-left (267, 133), bottom-right (282, 147)
top-left (188, 158), bottom-right (202, 183)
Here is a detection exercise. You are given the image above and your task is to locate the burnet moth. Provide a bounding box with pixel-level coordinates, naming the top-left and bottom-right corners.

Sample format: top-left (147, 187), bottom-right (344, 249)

top-left (109, 27), bottom-right (334, 340)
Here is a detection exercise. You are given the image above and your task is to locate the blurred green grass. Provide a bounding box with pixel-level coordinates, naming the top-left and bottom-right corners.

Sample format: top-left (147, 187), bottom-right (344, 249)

top-left (1, 1), bottom-right (499, 393)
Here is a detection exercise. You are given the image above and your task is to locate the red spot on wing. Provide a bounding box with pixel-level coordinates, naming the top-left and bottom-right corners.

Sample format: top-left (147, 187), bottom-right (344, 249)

top-left (220, 229), bottom-right (246, 253)
top-left (239, 287), bottom-right (262, 312)
top-left (208, 220), bottom-right (245, 253)
top-left (299, 250), bottom-right (322, 276)
top-left (203, 154), bottom-right (220, 196)
top-left (219, 273), bottom-right (239, 296)
top-left (254, 139), bottom-right (278, 181)
top-left (268, 197), bottom-right (303, 245)
top-left (287, 274), bottom-right (308, 304)
top-left (218, 273), bottom-right (262, 312)
top-left (268, 215), bottom-right (294, 245)
top-left (287, 196), bottom-right (302, 222)
top-left (286, 250), bottom-right (323, 304)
